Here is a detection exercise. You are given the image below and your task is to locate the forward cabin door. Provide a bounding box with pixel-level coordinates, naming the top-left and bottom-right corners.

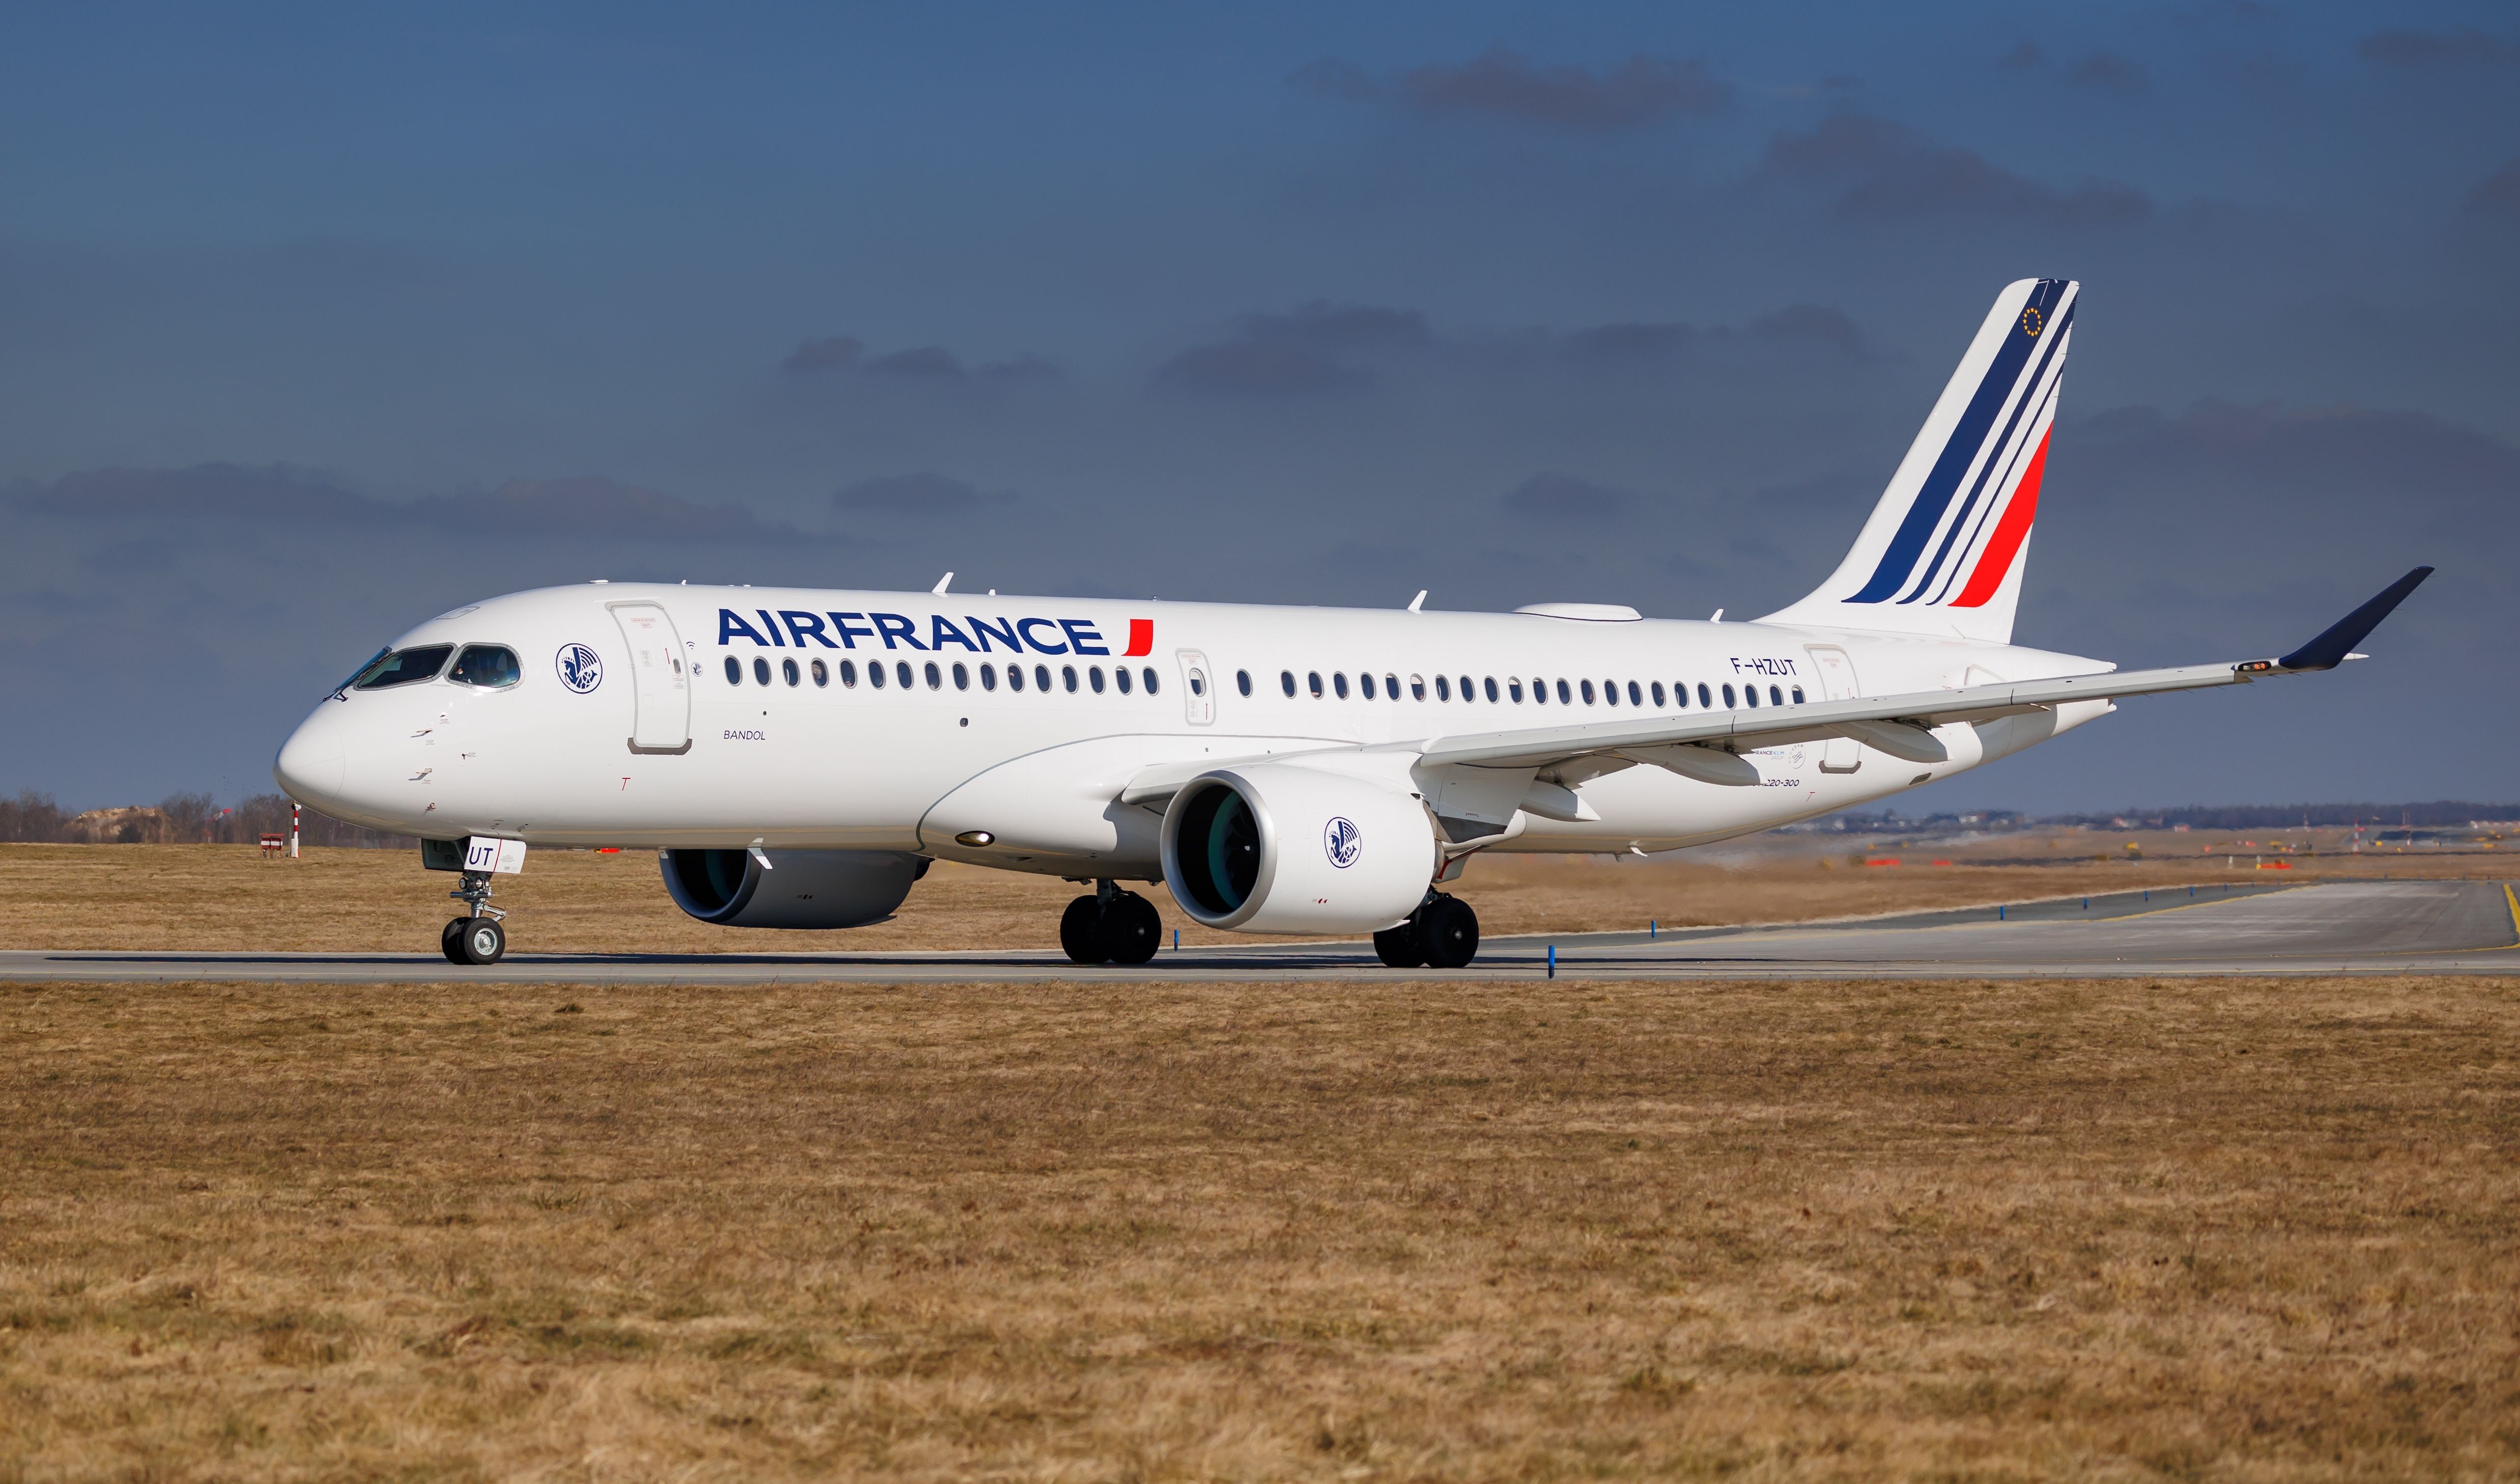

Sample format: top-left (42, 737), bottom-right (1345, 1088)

top-left (1805, 644), bottom-right (1861, 774)
top-left (1177, 650), bottom-right (1216, 726)
top-left (612, 602), bottom-right (693, 755)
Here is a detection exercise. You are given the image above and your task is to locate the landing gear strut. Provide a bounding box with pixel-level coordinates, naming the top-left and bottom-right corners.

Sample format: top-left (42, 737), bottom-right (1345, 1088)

top-left (441, 870), bottom-right (508, 966)
top-left (1374, 892), bottom-right (1479, 970)
top-left (1060, 880), bottom-right (1162, 966)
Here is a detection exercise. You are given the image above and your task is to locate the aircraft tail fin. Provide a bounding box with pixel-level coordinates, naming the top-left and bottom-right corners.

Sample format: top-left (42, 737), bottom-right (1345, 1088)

top-left (1760, 278), bottom-right (2076, 644)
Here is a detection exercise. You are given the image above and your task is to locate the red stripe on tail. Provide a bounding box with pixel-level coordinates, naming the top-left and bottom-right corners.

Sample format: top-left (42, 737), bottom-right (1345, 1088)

top-left (1950, 430), bottom-right (2048, 609)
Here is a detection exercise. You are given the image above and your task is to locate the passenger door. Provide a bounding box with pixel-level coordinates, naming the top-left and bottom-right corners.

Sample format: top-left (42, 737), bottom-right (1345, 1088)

top-left (612, 602), bottom-right (693, 755)
top-left (1804, 644), bottom-right (1861, 773)
top-left (1177, 649), bottom-right (1215, 726)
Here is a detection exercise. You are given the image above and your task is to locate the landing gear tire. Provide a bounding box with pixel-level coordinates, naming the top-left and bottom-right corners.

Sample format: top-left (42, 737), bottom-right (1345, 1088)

top-left (454, 916), bottom-right (507, 966)
top-left (441, 917), bottom-right (470, 964)
top-left (1417, 895), bottom-right (1479, 970)
top-left (1103, 892), bottom-right (1162, 966)
top-left (1060, 895), bottom-right (1110, 965)
top-left (1373, 923), bottom-right (1425, 968)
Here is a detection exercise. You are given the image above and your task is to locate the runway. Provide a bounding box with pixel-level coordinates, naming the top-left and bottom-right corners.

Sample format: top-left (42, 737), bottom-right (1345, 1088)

top-left (7, 878), bottom-right (2515, 984)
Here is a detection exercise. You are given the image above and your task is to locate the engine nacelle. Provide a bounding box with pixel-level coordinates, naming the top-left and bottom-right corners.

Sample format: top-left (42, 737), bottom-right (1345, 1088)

top-left (660, 848), bottom-right (926, 929)
top-left (1159, 763), bottom-right (1438, 933)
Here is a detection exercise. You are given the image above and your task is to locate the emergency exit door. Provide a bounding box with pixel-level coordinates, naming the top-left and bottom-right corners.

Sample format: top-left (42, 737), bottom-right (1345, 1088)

top-left (1177, 650), bottom-right (1215, 725)
top-left (1804, 644), bottom-right (1861, 773)
top-left (612, 602), bottom-right (693, 755)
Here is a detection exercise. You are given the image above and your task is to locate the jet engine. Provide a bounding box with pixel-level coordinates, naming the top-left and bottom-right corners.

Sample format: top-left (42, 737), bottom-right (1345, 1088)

top-left (660, 848), bottom-right (927, 929)
top-left (1159, 763), bottom-right (1439, 933)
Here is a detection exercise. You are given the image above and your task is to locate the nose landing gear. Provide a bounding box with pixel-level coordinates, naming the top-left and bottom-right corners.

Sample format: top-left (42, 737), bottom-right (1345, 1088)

top-left (1060, 879), bottom-right (1163, 966)
top-left (441, 870), bottom-right (508, 966)
top-left (1373, 892), bottom-right (1479, 970)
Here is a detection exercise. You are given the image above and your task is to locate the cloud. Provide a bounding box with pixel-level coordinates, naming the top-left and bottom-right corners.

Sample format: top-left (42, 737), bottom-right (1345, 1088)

top-left (1560, 321), bottom-right (1695, 366)
top-left (1399, 48), bottom-right (1732, 131)
top-left (11, 464), bottom-right (829, 545)
top-left (2355, 29), bottom-right (2520, 68)
top-left (2469, 158), bottom-right (2520, 217)
top-left (832, 472), bottom-right (1014, 518)
top-left (1998, 42), bottom-right (2044, 71)
top-left (782, 336), bottom-right (863, 372)
top-left (1502, 473), bottom-right (1635, 521)
top-left (1748, 304), bottom-right (1866, 354)
top-left (1758, 114), bottom-right (2151, 225)
top-left (2069, 51), bottom-right (2148, 91)
top-left (1154, 302), bottom-right (1429, 396)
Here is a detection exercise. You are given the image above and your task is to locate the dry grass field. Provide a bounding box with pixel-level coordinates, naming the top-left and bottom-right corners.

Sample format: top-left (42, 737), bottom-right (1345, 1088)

top-left (1, 841), bottom-right (2496, 954)
top-left (4, 972), bottom-right (2516, 1480)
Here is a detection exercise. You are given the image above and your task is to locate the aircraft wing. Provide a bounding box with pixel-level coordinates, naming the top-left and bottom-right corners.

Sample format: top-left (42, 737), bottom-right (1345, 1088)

top-left (1416, 565), bottom-right (2433, 773)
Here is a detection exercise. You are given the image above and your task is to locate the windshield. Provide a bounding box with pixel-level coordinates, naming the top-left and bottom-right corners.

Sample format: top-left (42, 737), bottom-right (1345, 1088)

top-left (448, 644), bottom-right (521, 688)
top-left (353, 644), bottom-right (455, 690)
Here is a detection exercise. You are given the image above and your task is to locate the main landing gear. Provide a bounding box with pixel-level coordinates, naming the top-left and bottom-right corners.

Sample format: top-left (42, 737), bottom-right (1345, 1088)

top-left (1060, 879), bottom-right (1162, 966)
top-left (441, 870), bottom-right (508, 966)
top-left (1373, 892), bottom-right (1480, 970)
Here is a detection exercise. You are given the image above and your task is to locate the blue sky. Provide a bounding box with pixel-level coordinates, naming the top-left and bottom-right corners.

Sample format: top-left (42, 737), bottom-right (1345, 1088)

top-left (3, 2), bottom-right (2514, 811)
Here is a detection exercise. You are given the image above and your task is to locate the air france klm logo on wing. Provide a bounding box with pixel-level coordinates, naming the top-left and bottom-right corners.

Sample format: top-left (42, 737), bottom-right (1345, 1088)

top-left (717, 608), bottom-right (1154, 658)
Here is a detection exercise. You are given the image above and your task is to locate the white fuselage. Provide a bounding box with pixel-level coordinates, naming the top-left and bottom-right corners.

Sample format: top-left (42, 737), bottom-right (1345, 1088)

top-left (274, 582), bottom-right (2113, 883)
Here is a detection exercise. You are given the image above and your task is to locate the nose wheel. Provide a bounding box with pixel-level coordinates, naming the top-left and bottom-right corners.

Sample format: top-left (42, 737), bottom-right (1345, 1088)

top-left (1374, 893), bottom-right (1479, 970)
top-left (440, 870), bottom-right (509, 966)
top-left (1060, 881), bottom-right (1162, 966)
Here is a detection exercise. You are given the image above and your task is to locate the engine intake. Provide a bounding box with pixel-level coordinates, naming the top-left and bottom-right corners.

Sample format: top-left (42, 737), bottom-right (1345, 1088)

top-left (661, 848), bottom-right (926, 929)
top-left (1160, 764), bottom-right (1438, 933)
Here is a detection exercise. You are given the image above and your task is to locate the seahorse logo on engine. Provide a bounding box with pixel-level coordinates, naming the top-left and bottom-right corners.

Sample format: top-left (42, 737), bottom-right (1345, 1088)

top-left (1323, 816), bottom-right (1362, 869)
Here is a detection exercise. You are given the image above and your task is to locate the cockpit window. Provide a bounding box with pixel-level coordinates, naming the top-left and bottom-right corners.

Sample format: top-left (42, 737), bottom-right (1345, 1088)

top-left (447, 645), bottom-right (521, 689)
top-left (353, 645), bottom-right (454, 689)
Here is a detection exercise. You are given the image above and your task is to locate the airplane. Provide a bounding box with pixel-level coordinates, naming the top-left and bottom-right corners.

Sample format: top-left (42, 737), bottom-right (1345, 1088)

top-left (272, 279), bottom-right (2431, 968)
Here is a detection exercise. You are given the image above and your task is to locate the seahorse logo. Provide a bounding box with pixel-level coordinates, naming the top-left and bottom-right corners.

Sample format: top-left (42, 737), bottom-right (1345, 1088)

top-left (555, 643), bottom-right (604, 694)
top-left (1323, 816), bottom-right (1363, 869)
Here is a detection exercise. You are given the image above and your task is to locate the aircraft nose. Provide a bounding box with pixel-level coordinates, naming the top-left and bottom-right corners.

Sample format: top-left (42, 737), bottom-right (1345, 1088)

top-left (273, 709), bottom-right (346, 804)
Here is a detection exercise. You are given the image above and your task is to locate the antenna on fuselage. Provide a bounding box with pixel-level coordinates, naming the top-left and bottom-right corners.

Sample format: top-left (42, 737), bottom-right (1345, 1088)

top-left (933, 572), bottom-right (954, 595)
top-left (1407, 590), bottom-right (1426, 613)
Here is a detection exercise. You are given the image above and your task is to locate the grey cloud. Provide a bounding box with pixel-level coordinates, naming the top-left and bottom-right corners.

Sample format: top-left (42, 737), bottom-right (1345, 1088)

top-left (1998, 42), bottom-right (2044, 71)
top-left (1502, 473), bottom-right (1635, 522)
top-left (782, 336), bottom-right (863, 372)
top-left (1154, 302), bottom-right (1429, 397)
top-left (12, 464), bottom-right (830, 545)
top-left (1561, 321), bottom-right (1694, 366)
top-left (868, 346), bottom-right (964, 378)
top-left (2469, 159), bottom-right (2520, 216)
top-left (1749, 304), bottom-right (1865, 354)
top-left (1759, 115), bottom-right (2151, 226)
top-left (833, 472), bottom-right (1014, 518)
top-left (1399, 48), bottom-right (1731, 131)
top-left (2070, 52), bottom-right (2149, 91)
top-left (2355, 29), bottom-right (2520, 68)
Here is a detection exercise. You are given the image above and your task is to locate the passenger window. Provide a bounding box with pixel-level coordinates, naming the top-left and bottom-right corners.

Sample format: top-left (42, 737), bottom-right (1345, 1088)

top-left (1062, 665), bottom-right (1078, 693)
top-left (954, 662), bottom-right (970, 691)
top-left (1629, 680), bottom-right (1642, 706)
top-left (1509, 678), bottom-right (1524, 703)
top-left (812, 658), bottom-right (829, 688)
top-left (1557, 679), bottom-right (1571, 704)
top-left (1459, 675), bottom-right (1474, 701)
top-left (1090, 666), bottom-right (1106, 693)
top-left (1334, 673), bottom-right (1349, 699)
top-left (1580, 679), bottom-right (1595, 704)
top-left (1359, 673), bottom-right (1375, 700)
top-left (1792, 685), bottom-right (1805, 704)
top-left (840, 659), bottom-right (858, 688)
top-left (898, 661), bottom-right (915, 689)
top-left (353, 644), bottom-right (455, 690)
top-left (1007, 664), bottom-right (1024, 692)
top-left (1435, 675), bottom-right (1451, 701)
top-left (1034, 664), bottom-right (1051, 691)
top-left (782, 657), bottom-right (800, 686)
top-left (1280, 670), bottom-right (1296, 697)
top-left (1746, 686), bottom-right (1759, 708)
top-left (1483, 677), bottom-right (1499, 702)
top-left (1722, 683), bottom-right (1736, 707)
top-left (1604, 680), bottom-right (1618, 707)
top-left (981, 663), bottom-right (997, 691)
top-left (1309, 671), bottom-right (1324, 698)
top-left (1385, 673), bottom-right (1399, 701)
top-left (870, 661), bottom-right (887, 689)
top-left (1236, 669), bottom-right (1251, 697)
top-left (1672, 681), bottom-right (1687, 708)
top-left (1146, 668), bottom-right (1161, 695)
top-left (1115, 666), bottom-right (1132, 694)
top-left (1410, 674), bottom-right (1426, 701)
top-left (722, 656), bottom-right (742, 685)
top-left (448, 645), bottom-right (520, 689)
top-left (920, 661), bottom-right (938, 689)
top-left (1698, 683), bottom-right (1713, 708)
top-left (1650, 681), bottom-right (1665, 707)
top-left (1766, 684), bottom-right (1780, 705)
top-left (753, 657), bottom-right (772, 686)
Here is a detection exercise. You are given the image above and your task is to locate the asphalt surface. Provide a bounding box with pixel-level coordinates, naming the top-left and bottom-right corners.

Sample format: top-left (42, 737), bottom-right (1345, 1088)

top-left (6, 879), bottom-right (2515, 984)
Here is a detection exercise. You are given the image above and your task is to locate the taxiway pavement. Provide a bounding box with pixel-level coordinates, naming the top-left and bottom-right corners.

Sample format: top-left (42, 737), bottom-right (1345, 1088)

top-left (5, 878), bottom-right (2513, 984)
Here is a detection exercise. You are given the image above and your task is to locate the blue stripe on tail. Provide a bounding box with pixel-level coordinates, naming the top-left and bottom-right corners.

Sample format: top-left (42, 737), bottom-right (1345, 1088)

top-left (1847, 280), bottom-right (2067, 604)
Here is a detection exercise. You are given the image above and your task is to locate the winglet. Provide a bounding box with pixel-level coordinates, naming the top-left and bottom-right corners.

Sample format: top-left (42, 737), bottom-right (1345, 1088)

top-left (2273, 566), bottom-right (2432, 672)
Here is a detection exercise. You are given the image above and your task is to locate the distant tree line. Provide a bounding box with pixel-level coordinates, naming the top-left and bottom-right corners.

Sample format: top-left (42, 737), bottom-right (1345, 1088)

top-left (0, 790), bottom-right (415, 848)
top-left (2056, 802), bottom-right (2520, 830)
